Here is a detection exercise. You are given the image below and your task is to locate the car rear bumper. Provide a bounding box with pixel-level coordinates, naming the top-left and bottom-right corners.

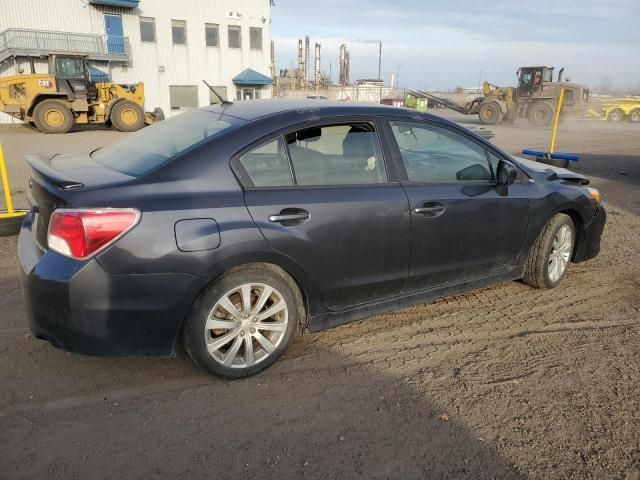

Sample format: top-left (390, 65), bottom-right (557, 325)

top-left (573, 205), bottom-right (606, 263)
top-left (18, 212), bottom-right (206, 356)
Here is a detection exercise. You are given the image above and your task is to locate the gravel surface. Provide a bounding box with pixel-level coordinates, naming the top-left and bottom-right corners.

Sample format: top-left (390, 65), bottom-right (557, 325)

top-left (0, 115), bottom-right (639, 479)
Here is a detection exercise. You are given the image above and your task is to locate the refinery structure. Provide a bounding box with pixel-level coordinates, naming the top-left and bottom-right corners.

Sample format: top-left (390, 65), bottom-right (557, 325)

top-left (272, 36), bottom-right (397, 102)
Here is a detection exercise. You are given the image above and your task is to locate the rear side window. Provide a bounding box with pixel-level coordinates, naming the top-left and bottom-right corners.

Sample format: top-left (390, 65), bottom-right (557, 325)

top-left (92, 110), bottom-right (237, 176)
top-left (390, 121), bottom-right (492, 182)
top-left (285, 123), bottom-right (387, 186)
top-left (239, 138), bottom-right (293, 187)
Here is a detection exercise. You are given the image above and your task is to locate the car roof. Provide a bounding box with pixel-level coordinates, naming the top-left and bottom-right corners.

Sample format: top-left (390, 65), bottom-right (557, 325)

top-left (203, 99), bottom-right (438, 122)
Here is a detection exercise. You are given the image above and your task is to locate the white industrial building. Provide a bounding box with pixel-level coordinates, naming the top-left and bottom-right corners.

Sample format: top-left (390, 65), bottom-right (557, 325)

top-left (0, 0), bottom-right (273, 122)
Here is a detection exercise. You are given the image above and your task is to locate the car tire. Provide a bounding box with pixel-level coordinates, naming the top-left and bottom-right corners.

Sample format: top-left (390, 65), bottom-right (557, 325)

top-left (522, 213), bottom-right (575, 289)
top-left (527, 102), bottom-right (554, 127)
top-left (110, 100), bottom-right (145, 132)
top-left (183, 264), bottom-right (304, 378)
top-left (33, 99), bottom-right (74, 134)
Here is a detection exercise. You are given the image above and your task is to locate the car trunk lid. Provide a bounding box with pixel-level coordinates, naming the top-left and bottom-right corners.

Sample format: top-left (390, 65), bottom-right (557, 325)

top-left (26, 152), bottom-right (134, 249)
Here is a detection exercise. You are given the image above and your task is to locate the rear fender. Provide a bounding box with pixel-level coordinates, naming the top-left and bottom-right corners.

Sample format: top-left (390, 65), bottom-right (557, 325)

top-left (26, 93), bottom-right (69, 116)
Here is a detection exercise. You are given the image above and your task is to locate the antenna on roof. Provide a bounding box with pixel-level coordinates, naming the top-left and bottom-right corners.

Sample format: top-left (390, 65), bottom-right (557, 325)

top-left (203, 80), bottom-right (233, 106)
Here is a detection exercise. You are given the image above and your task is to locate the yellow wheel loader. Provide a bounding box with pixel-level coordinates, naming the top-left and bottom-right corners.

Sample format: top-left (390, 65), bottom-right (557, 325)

top-left (0, 54), bottom-right (163, 134)
top-left (416, 66), bottom-right (589, 127)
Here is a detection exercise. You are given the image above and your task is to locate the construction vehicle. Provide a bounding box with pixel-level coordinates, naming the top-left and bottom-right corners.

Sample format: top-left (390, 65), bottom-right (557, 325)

top-left (418, 66), bottom-right (588, 127)
top-left (0, 53), bottom-right (162, 134)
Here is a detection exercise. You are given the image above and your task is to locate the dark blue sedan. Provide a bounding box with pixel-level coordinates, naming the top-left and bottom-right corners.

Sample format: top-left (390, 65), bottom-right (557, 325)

top-left (19, 100), bottom-right (605, 378)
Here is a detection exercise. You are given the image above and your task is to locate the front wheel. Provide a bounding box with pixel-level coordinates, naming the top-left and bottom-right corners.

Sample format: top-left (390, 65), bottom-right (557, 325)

top-left (110, 100), bottom-right (145, 132)
top-left (522, 213), bottom-right (575, 289)
top-left (478, 102), bottom-right (503, 125)
top-left (183, 264), bottom-right (303, 378)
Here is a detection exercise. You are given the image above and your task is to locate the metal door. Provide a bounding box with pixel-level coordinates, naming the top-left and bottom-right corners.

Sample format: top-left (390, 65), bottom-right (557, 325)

top-left (104, 15), bottom-right (124, 54)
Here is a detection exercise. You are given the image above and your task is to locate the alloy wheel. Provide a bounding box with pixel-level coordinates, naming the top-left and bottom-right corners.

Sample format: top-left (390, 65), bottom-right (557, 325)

top-left (204, 283), bottom-right (289, 368)
top-left (548, 225), bottom-right (572, 282)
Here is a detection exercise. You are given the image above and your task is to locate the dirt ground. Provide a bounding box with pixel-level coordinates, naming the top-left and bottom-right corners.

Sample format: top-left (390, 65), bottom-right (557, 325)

top-left (0, 114), bottom-right (639, 479)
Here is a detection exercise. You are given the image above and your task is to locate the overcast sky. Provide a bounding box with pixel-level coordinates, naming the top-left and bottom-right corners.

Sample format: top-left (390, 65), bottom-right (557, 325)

top-left (271, 0), bottom-right (640, 90)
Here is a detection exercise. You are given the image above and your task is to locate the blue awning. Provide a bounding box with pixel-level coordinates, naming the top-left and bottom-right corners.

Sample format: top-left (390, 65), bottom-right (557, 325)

top-left (232, 68), bottom-right (273, 86)
top-left (89, 0), bottom-right (139, 8)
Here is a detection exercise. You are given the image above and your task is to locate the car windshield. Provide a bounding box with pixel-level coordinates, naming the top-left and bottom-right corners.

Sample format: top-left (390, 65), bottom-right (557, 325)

top-left (92, 110), bottom-right (239, 176)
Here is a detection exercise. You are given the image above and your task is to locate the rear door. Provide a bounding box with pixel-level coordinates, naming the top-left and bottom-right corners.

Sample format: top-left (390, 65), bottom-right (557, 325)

top-left (384, 119), bottom-right (529, 291)
top-left (235, 118), bottom-right (411, 310)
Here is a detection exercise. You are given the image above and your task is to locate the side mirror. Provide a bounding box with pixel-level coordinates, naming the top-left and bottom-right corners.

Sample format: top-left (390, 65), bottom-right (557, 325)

top-left (497, 161), bottom-right (517, 186)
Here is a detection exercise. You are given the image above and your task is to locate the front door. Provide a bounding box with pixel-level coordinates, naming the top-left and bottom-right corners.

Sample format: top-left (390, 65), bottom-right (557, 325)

top-left (104, 14), bottom-right (124, 54)
top-left (237, 120), bottom-right (411, 310)
top-left (386, 119), bottom-right (529, 291)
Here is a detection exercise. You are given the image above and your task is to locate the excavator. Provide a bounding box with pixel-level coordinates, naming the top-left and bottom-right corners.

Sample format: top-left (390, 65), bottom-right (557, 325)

top-left (416, 66), bottom-right (589, 127)
top-left (0, 53), bottom-right (163, 133)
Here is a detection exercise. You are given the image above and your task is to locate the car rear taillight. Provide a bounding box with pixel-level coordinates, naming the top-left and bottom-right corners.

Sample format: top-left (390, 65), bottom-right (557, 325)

top-left (47, 209), bottom-right (140, 259)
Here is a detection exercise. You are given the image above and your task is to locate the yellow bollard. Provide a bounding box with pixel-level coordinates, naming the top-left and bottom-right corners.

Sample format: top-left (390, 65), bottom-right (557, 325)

top-left (549, 88), bottom-right (565, 155)
top-left (0, 143), bottom-right (26, 219)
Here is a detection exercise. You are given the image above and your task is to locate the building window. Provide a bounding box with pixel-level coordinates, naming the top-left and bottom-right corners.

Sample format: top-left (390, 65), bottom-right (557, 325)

top-left (205, 23), bottom-right (219, 47)
top-left (250, 27), bottom-right (262, 50)
top-left (170, 85), bottom-right (198, 110)
top-left (208, 86), bottom-right (228, 104)
top-left (172, 20), bottom-right (187, 45)
top-left (139, 17), bottom-right (156, 43)
top-left (228, 25), bottom-right (241, 49)
top-left (236, 87), bottom-right (260, 101)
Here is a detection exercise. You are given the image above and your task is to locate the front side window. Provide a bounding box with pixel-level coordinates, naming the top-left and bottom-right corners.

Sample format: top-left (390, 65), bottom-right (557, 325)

top-left (172, 20), bottom-right (187, 45)
top-left (140, 17), bottom-right (156, 43)
top-left (205, 23), bottom-right (219, 47)
top-left (228, 25), bottom-right (241, 48)
top-left (250, 27), bottom-right (262, 50)
top-left (286, 123), bottom-right (386, 186)
top-left (239, 138), bottom-right (293, 187)
top-left (390, 121), bottom-right (492, 182)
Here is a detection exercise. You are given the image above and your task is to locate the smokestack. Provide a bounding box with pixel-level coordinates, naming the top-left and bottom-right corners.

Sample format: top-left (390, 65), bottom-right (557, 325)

top-left (339, 44), bottom-right (346, 85)
top-left (314, 42), bottom-right (321, 90)
top-left (297, 39), bottom-right (303, 72)
top-left (304, 36), bottom-right (310, 87)
top-left (345, 50), bottom-right (350, 86)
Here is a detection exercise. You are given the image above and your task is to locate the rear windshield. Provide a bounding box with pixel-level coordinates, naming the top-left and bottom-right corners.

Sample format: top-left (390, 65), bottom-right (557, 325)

top-left (92, 110), bottom-right (239, 176)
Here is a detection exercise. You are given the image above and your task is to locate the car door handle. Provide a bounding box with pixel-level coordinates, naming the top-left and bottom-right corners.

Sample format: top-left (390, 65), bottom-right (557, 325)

top-left (413, 203), bottom-right (446, 217)
top-left (269, 213), bottom-right (309, 222)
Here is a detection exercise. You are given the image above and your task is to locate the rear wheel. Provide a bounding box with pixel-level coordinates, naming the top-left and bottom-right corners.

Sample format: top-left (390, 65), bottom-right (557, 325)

top-left (110, 100), bottom-right (145, 132)
top-left (183, 264), bottom-right (303, 378)
top-left (478, 102), bottom-right (503, 125)
top-left (628, 109), bottom-right (640, 123)
top-left (522, 213), bottom-right (574, 289)
top-left (33, 99), bottom-right (73, 134)
top-left (608, 109), bottom-right (624, 122)
top-left (527, 102), bottom-right (554, 127)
